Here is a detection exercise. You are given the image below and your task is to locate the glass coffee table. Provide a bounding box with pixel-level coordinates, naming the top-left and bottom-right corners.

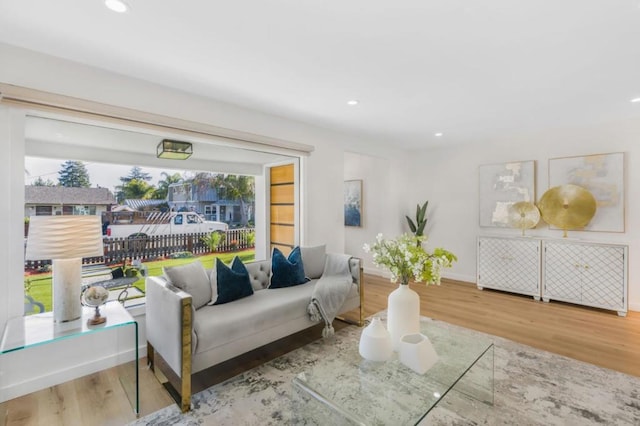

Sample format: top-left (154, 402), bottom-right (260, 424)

top-left (293, 317), bottom-right (494, 425)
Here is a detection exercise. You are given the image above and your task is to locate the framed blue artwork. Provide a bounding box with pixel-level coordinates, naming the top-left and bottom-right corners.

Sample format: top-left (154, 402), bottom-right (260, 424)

top-left (344, 180), bottom-right (363, 227)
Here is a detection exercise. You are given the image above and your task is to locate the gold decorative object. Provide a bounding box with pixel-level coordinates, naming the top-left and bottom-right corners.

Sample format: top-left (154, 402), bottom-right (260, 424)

top-left (538, 184), bottom-right (597, 238)
top-left (507, 201), bottom-right (540, 236)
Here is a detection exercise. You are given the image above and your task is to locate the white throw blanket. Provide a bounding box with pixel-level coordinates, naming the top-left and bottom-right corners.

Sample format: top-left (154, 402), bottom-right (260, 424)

top-left (308, 253), bottom-right (353, 337)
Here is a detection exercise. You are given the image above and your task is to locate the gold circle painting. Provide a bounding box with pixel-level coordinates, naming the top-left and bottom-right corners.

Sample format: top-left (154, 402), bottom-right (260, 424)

top-left (538, 184), bottom-right (596, 237)
top-left (507, 201), bottom-right (540, 236)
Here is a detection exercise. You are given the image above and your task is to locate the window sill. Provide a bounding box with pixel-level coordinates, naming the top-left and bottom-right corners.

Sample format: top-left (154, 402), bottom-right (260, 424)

top-left (125, 299), bottom-right (146, 317)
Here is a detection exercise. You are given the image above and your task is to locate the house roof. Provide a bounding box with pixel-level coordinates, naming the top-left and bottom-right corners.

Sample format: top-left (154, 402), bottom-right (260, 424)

top-left (25, 186), bottom-right (116, 205)
top-left (124, 199), bottom-right (167, 210)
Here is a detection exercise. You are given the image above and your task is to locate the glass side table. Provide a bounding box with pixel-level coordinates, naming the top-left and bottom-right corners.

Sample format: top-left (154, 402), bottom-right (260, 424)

top-left (0, 301), bottom-right (139, 415)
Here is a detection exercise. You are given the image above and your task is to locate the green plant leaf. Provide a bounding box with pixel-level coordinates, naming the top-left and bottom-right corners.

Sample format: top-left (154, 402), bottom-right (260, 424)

top-left (418, 201), bottom-right (428, 223)
top-left (406, 216), bottom-right (417, 233)
top-left (416, 220), bottom-right (427, 236)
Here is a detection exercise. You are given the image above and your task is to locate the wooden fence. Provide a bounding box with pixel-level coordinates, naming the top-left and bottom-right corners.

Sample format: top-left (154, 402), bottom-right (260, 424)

top-left (25, 228), bottom-right (255, 270)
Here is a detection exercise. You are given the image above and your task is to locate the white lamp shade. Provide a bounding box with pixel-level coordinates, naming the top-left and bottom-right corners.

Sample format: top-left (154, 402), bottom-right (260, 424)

top-left (25, 215), bottom-right (104, 260)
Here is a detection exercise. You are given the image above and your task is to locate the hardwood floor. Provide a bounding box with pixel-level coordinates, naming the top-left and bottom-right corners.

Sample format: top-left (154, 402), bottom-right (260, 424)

top-left (3, 274), bottom-right (639, 425)
top-left (366, 275), bottom-right (640, 378)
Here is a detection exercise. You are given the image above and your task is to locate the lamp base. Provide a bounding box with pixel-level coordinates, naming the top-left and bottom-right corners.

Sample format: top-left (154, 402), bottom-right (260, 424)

top-left (87, 306), bottom-right (107, 326)
top-left (52, 258), bottom-right (83, 323)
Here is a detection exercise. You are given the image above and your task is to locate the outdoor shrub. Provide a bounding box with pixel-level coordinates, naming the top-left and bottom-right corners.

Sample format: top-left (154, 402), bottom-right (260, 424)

top-left (38, 264), bottom-right (51, 273)
top-left (246, 231), bottom-right (256, 247)
top-left (201, 231), bottom-right (225, 252)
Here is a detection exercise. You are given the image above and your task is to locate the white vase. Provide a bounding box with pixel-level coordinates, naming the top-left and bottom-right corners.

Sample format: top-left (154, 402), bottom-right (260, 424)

top-left (387, 283), bottom-right (420, 351)
top-left (359, 317), bottom-right (392, 362)
top-left (399, 333), bottom-right (439, 374)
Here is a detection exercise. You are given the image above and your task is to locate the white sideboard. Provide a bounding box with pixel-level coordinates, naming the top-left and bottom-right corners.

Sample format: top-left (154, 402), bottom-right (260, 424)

top-left (477, 236), bottom-right (628, 316)
top-left (542, 240), bottom-right (627, 316)
top-left (477, 236), bottom-right (541, 300)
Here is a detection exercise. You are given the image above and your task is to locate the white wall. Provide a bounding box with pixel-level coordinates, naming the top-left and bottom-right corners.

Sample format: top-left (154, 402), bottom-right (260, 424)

top-left (303, 144), bottom-right (349, 253)
top-left (405, 119), bottom-right (640, 310)
top-left (344, 151), bottom-right (408, 275)
top-left (0, 107), bottom-right (26, 331)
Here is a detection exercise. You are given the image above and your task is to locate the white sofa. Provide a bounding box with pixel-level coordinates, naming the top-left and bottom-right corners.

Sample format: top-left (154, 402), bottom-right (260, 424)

top-left (146, 253), bottom-right (363, 412)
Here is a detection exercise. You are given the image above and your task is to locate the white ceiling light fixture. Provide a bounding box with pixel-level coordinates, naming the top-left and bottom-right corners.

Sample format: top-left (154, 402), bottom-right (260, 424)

top-left (435, 132), bottom-right (444, 137)
top-left (105, 0), bottom-right (129, 13)
top-left (631, 97), bottom-right (640, 103)
top-left (347, 100), bottom-right (359, 106)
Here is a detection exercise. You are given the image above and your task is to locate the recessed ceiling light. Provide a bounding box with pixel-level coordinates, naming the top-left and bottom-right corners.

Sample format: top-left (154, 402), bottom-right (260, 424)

top-left (347, 100), bottom-right (359, 106)
top-left (631, 97), bottom-right (640, 103)
top-left (105, 0), bottom-right (129, 13)
top-left (434, 132), bottom-right (444, 137)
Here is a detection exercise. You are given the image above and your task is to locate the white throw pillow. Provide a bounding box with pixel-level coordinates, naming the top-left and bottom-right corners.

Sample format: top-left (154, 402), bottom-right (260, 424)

top-left (300, 244), bottom-right (326, 279)
top-left (163, 260), bottom-right (212, 309)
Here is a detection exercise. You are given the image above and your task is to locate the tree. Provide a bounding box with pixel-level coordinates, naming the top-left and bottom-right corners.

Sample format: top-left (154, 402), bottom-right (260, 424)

top-left (120, 166), bottom-right (152, 184)
top-left (117, 179), bottom-right (155, 202)
top-left (116, 167), bottom-right (156, 203)
top-left (58, 160), bottom-right (91, 187)
top-left (153, 171), bottom-right (183, 199)
top-left (220, 175), bottom-right (255, 226)
top-left (190, 172), bottom-right (225, 202)
top-left (32, 176), bottom-right (56, 186)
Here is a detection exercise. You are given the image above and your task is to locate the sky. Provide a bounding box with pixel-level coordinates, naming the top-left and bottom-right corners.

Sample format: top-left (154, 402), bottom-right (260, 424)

top-left (24, 157), bottom-right (185, 193)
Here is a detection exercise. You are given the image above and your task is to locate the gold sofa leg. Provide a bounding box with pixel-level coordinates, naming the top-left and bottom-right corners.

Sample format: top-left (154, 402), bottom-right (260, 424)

top-left (147, 298), bottom-right (193, 412)
top-left (180, 297), bottom-right (192, 413)
top-left (358, 264), bottom-right (365, 326)
top-left (147, 341), bottom-right (155, 370)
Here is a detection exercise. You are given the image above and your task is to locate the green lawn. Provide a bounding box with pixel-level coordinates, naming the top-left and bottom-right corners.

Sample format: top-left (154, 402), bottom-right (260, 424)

top-left (24, 250), bottom-right (255, 313)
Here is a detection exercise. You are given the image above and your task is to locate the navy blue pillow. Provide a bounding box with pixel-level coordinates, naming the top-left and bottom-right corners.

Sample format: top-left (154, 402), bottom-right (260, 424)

top-left (270, 247), bottom-right (309, 288)
top-left (213, 257), bottom-right (254, 305)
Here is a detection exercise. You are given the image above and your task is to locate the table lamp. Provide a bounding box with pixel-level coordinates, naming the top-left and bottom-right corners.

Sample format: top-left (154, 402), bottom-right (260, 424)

top-left (25, 215), bottom-right (104, 322)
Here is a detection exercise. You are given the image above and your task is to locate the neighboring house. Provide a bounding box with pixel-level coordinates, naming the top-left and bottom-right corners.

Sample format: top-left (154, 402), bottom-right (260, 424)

top-left (167, 182), bottom-right (248, 224)
top-left (24, 186), bottom-right (116, 217)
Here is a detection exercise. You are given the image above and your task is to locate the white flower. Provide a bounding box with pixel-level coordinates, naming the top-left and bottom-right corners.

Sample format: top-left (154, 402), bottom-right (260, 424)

top-left (363, 233), bottom-right (456, 286)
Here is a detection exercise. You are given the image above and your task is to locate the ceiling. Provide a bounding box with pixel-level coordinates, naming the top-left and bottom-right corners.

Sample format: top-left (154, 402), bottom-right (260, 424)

top-left (2, 1), bottom-right (640, 149)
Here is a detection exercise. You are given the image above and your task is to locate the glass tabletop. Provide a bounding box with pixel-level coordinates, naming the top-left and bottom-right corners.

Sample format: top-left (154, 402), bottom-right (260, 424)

top-left (293, 317), bottom-right (494, 425)
top-left (1, 301), bottom-right (136, 354)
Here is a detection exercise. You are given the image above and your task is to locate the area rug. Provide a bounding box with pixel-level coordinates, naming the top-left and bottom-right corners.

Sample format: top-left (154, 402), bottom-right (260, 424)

top-left (130, 317), bottom-right (640, 425)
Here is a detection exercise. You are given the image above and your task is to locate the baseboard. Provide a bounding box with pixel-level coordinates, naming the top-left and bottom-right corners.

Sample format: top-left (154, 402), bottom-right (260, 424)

top-left (441, 271), bottom-right (475, 284)
top-left (362, 267), bottom-right (475, 285)
top-left (362, 267), bottom-right (639, 312)
top-left (362, 267), bottom-right (387, 278)
top-left (0, 345), bottom-right (146, 403)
